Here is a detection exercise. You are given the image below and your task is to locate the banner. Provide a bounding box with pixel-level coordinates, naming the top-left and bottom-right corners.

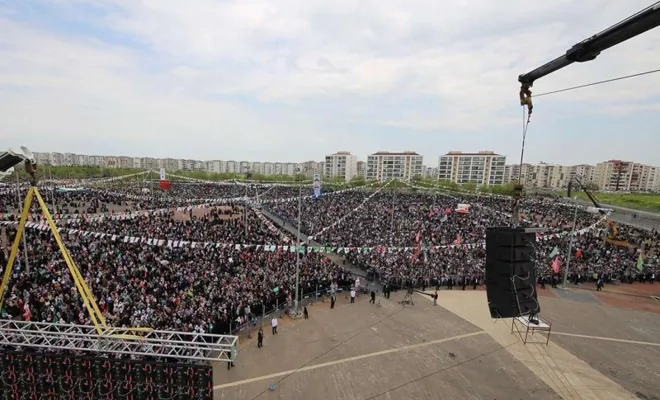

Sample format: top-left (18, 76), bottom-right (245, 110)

top-left (160, 168), bottom-right (166, 181)
top-left (313, 174), bottom-right (322, 199)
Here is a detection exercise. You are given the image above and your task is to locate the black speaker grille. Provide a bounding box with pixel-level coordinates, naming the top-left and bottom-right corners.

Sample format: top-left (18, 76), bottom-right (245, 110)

top-left (485, 227), bottom-right (539, 319)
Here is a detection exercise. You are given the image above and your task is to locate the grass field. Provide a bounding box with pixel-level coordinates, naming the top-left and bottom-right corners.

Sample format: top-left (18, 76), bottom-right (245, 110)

top-left (553, 191), bottom-right (660, 213)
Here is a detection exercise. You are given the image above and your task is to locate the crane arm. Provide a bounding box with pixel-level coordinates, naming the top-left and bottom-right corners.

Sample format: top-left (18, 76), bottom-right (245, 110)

top-left (519, 2), bottom-right (660, 114)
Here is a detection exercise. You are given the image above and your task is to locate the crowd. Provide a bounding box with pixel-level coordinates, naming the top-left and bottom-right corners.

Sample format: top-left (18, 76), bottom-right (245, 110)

top-left (0, 183), bottom-right (351, 337)
top-left (268, 189), bottom-right (601, 246)
top-left (267, 188), bottom-right (659, 287)
top-left (0, 179), bottom-right (658, 343)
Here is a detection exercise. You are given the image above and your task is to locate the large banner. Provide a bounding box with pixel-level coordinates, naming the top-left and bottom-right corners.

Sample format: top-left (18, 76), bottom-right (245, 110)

top-left (313, 173), bottom-right (322, 198)
top-left (159, 168), bottom-right (166, 181)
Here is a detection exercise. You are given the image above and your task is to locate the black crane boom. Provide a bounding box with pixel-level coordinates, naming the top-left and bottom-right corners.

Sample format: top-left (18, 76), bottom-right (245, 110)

top-left (518, 2), bottom-right (660, 114)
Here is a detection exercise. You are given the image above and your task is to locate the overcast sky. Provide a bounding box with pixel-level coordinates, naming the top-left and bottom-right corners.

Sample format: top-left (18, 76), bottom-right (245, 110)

top-left (2, 0), bottom-right (659, 166)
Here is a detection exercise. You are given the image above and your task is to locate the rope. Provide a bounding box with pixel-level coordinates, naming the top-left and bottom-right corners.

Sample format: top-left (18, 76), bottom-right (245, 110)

top-left (517, 106), bottom-right (531, 185)
top-left (534, 68), bottom-right (660, 98)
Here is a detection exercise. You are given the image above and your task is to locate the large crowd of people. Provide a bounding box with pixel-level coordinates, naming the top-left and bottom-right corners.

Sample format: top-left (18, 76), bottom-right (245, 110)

top-left (0, 178), bottom-right (658, 340)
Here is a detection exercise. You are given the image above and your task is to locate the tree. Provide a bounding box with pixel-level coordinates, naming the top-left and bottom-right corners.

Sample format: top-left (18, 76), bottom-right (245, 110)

top-left (462, 182), bottom-right (477, 192)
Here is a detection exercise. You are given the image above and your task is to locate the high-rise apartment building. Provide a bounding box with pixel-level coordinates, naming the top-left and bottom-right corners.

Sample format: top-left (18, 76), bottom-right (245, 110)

top-left (324, 151), bottom-right (358, 181)
top-left (366, 151), bottom-right (423, 182)
top-left (594, 160), bottom-right (658, 191)
top-left (437, 151), bottom-right (506, 185)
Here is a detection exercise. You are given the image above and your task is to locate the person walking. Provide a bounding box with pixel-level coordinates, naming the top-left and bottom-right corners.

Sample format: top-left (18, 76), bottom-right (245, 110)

top-left (330, 294), bottom-right (336, 309)
top-left (271, 316), bottom-right (278, 335)
top-left (369, 290), bottom-right (376, 304)
top-left (350, 289), bottom-right (356, 303)
top-left (257, 328), bottom-right (264, 348)
top-left (433, 290), bottom-right (438, 306)
top-left (303, 306), bottom-right (309, 319)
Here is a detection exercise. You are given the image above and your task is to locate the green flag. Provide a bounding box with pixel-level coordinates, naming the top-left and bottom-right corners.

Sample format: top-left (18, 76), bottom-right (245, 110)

top-left (548, 247), bottom-right (559, 259)
top-left (636, 254), bottom-right (644, 272)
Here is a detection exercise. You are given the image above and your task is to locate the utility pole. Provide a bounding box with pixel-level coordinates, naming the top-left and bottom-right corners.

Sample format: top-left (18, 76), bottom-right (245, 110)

top-left (15, 171), bottom-right (30, 274)
top-left (48, 166), bottom-right (57, 214)
top-left (390, 185), bottom-right (395, 245)
top-left (244, 167), bottom-right (249, 237)
top-left (563, 196), bottom-right (579, 287)
top-left (294, 167), bottom-right (303, 313)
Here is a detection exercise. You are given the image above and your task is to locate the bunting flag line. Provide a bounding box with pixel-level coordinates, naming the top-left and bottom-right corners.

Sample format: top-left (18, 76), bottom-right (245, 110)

top-left (0, 184), bottom-right (377, 223)
top-left (0, 210), bottom-right (608, 255)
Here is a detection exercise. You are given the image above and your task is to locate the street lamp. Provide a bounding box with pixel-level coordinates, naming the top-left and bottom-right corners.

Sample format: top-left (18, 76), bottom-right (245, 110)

top-left (293, 167), bottom-right (308, 312)
top-left (562, 196), bottom-right (579, 288)
top-left (244, 167), bottom-right (250, 237)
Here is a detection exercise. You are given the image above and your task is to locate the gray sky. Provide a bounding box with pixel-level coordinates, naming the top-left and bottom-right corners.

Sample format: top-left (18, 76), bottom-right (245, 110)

top-left (1, 0), bottom-right (659, 166)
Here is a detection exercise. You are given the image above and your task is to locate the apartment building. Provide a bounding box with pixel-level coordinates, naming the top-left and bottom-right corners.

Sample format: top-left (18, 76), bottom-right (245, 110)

top-left (298, 161), bottom-right (322, 178)
top-left (437, 151), bottom-right (506, 185)
top-left (324, 151), bottom-right (358, 181)
top-left (366, 151), bottom-right (423, 182)
top-left (594, 160), bottom-right (659, 191)
top-left (422, 166), bottom-right (439, 179)
top-left (356, 161), bottom-right (367, 179)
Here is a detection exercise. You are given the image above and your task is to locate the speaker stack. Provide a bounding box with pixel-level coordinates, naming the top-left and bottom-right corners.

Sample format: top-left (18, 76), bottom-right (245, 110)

top-left (485, 227), bottom-right (540, 319)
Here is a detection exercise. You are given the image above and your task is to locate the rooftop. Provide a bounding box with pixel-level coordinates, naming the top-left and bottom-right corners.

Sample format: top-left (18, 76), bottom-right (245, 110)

top-left (445, 151), bottom-right (500, 156)
top-left (371, 151), bottom-right (421, 156)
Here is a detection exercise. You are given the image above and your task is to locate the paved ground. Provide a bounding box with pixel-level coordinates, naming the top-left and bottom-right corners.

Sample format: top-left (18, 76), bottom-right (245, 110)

top-left (539, 297), bottom-right (660, 400)
top-left (213, 291), bottom-right (560, 400)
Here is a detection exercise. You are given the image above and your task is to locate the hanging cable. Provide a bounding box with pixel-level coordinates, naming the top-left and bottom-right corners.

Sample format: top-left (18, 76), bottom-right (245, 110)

top-left (534, 68), bottom-right (660, 98)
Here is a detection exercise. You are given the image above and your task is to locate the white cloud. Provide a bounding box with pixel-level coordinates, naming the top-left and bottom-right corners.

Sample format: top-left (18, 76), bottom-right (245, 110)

top-left (1, 0), bottom-right (659, 164)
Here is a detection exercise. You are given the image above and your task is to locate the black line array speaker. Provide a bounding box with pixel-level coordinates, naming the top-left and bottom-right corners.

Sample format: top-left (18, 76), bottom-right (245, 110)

top-left (485, 227), bottom-right (540, 319)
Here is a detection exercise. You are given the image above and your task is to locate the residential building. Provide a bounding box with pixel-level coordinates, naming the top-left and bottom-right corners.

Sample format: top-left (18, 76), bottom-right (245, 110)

top-left (105, 156), bottom-right (119, 168)
top-left (207, 160), bottom-right (226, 174)
top-left (34, 152), bottom-right (52, 166)
top-left (356, 161), bottom-right (367, 179)
top-left (77, 154), bottom-right (89, 166)
top-left (423, 166), bottom-right (439, 179)
top-left (299, 161), bottom-right (321, 178)
top-left (366, 151), bottom-right (424, 182)
top-left (141, 157), bottom-right (159, 170)
top-left (437, 151), bottom-right (506, 185)
top-left (226, 161), bottom-right (239, 174)
top-left (567, 164), bottom-right (595, 186)
top-left (282, 163), bottom-right (298, 176)
top-left (591, 160), bottom-right (659, 191)
top-left (530, 163), bottom-right (570, 189)
top-left (162, 158), bottom-right (179, 171)
top-left (263, 162), bottom-right (274, 175)
top-left (324, 151), bottom-right (358, 181)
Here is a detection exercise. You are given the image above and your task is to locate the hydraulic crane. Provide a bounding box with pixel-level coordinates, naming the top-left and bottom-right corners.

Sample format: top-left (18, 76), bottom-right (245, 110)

top-left (510, 2), bottom-right (660, 225)
top-left (519, 2), bottom-right (660, 118)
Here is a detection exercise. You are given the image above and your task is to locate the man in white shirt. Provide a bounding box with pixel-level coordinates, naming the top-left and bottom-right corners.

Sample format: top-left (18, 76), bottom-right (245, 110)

top-left (271, 316), bottom-right (278, 335)
top-left (350, 289), bottom-right (356, 303)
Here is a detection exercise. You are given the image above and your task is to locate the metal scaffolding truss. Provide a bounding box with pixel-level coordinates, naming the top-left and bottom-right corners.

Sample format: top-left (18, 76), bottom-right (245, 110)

top-left (0, 319), bottom-right (238, 363)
